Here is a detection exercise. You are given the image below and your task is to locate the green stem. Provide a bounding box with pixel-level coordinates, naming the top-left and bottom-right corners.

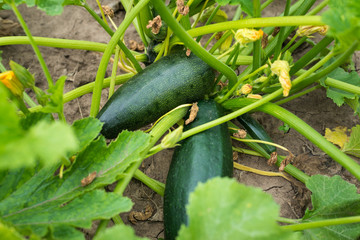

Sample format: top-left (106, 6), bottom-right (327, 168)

top-left (90, 0), bottom-right (150, 117)
top-left (273, 0), bottom-right (291, 59)
top-left (224, 99), bottom-right (360, 181)
top-left (281, 34), bottom-right (298, 53)
top-left (218, 64), bottom-right (268, 103)
top-left (95, 0), bottom-right (109, 25)
top-left (172, 16), bottom-right (323, 43)
top-left (324, 78), bottom-right (360, 95)
top-left (23, 92), bottom-right (37, 108)
top-left (288, 36), bottom-right (307, 53)
top-left (282, 216), bottom-right (360, 231)
top-left (151, 0), bottom-right (238, 88)
top-left (307, 0), bottom-right (329, 15)
top-left (82, 2), bottom-right (143, 72)
top-left (252, 0), bottom-right (262, 71)
top-left (232, 146), bottom-right (263, 157)
top-left (195, 4), bottom-right (221, 43)
top-left (275, 85), bottom-right (321, 105)
top-left (277, 217), bottom-right (298, 224)
top-left (9, 1), bottom-right (53, 87)
top-left (261, 0), bottom-right (274, 10)
top-left (109, 46), bottom-right (120, 99)
top-left (290, 36), bottom-right (333, 75)
top-left (0, 36), bottom-right (147, 62)
top-left (228, 122), bottom-right (309, 182)
top-left (114, 106), bottom-right (189, 195)
top-left (134, 169), bottom-right (165, 196)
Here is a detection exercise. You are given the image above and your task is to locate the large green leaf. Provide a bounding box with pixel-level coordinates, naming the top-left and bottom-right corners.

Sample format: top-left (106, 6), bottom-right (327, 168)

top-left (4, 190), bottom-right (132, 237)
top-left (0, 0), bottom-right (67, 15)
top-left (0, 222), bottom-right (25, 240)
top-left (302, 175), bottom-right (360, 239)
top-left (0, 85), bottom-right (78, 169)
top-left (94, 225), bottom-right (149, 240)
top-left (322, 0), bottom-right (360, 50)
top-left (0, 116), bottom-right (101, 201)
top-left (0, 130), bottom-right (150, 238)
top-left (177, 177), bottom-right (300, 240)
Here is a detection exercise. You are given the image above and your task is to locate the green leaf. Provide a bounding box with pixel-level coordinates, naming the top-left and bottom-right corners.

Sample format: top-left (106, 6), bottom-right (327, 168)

top-left (322, 0), bottom-right (360, 50)
top-left (343, 125), bottom-right (360, 158)
top-left (177, 177), bottom-right (300, 240)
top-left (70, 117), bottom-right (103, 155)
top-left (4, 190), bottom-right (132, 237)
top-left (1, 0), bottom-right (67, 15)
top-left (94, 225), bottom-right (149, 240)
top-left (51, 225), bottom-right (84, 240)
top-left (0, 222), bottom-right (25, 240)
top-left (0, 120), bottom-right (78, 169)
top-left (41, 76), bottom-right (66, 115)
top-left (0, 84), bottom-right (77, 169)
top-left (302, 175), bottom-right (360, 239)
top-left (215, 0), bottom-right (253, 16)
top-left (0, 130), bottom-right (150, 238)
top-left (320, 67), bottom-right (360, 115)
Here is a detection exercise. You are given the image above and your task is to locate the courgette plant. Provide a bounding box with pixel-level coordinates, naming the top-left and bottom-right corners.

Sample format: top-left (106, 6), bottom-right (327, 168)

top-left (0, 0), bottom-right (360, 239)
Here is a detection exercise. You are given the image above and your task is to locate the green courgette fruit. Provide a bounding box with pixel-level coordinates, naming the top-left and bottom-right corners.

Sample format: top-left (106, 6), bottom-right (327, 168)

top-left (97, 51), bottom-right (215, 139)
top-left (237, 113), bottom-right (276, 154)
top-left (164, 99), bottom-right (233, 240)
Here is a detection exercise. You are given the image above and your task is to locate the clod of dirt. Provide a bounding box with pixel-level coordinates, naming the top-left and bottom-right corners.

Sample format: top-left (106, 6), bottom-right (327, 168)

top-left (129, 204), bottom-right (154, 224)
top-left (0, 18), bottom-right (22, 37)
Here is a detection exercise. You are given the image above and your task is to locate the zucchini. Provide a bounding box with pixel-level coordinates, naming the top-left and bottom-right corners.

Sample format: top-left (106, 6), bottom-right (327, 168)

top-left (237, 113), bottom-right (276, 154)
top-left (164, 99), bottom-right (233, 240)
top-left (97, 51), bottom-right (215, 139)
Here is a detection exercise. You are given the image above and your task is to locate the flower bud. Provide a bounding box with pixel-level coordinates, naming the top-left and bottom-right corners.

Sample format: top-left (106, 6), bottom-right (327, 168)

top-left (270, 60), bottom-right (291, 97)
top-left (161, 125), bottom-right (183, 149)
top-left (0, 71), bottom-right (23, 98)
top-left (235, 28), bottom-right (263, 46)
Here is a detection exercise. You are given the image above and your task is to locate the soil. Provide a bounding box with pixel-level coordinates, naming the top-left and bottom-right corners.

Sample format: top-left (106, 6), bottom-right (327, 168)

top-left (1, 1), bottom-right (359, 239)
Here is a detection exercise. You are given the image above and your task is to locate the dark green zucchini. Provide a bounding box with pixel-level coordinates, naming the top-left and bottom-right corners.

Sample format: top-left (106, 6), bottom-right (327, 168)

top-left (237, 113), bottom-right (276, 154)
top-left (97, 51), bottom-right (215, 139)
top-left (164, 99), bottom-right (233, 240)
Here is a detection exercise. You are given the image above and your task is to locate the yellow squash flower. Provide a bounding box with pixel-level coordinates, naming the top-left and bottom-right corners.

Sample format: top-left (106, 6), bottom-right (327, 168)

top-left (270, 60), bottom-right (291, 97)
top-left (235, 28), bottom-right (263, 46)
top-left (0, 71), bottom-right (23, 98)
top-left (296, 25), bottom-right (329, 37)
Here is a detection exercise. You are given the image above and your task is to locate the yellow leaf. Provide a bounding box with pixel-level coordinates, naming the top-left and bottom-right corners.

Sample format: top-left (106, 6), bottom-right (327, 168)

top-left (324, 126), bottom-right (349, 149)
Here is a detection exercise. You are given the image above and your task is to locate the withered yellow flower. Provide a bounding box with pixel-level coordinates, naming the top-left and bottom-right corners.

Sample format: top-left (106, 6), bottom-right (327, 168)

top-left (0, 71), bottom-right (23, 98)
top-left (296, 25), bottom-right (329, 37)
top-left (240, 84), bottom-right (253, 95)
top-left (235, 28), bottom-right (263, 46)
top-left (247, 94), bottom-right (262, 99)
top-left (270, 60), bottom-right (291, 97)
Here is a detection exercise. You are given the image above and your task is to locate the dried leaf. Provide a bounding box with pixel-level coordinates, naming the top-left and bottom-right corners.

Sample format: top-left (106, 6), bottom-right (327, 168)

top-left (324, 126), bottom-right (349, 149)
top-left (129, 205), bottom-right (153, 224)
top-left (185, 102), bottom-right (199, 125)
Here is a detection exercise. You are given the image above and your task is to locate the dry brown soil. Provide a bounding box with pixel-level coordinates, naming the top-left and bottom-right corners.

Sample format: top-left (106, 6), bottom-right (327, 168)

top-left (1, 1), bottom-right (359, 239)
